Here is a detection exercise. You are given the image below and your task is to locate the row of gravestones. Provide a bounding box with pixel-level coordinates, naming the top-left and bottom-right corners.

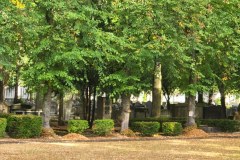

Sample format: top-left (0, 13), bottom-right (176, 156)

top-left (170, 103), bottom-right (227, 119)
top-left (111, 102), bottom-right (228, 120)
top-left (18, 100), bottom-right (229, 121)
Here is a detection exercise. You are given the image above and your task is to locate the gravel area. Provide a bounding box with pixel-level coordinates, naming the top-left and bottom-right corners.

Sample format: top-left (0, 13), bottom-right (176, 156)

top-left (0, 135), bottom-right (239, 160)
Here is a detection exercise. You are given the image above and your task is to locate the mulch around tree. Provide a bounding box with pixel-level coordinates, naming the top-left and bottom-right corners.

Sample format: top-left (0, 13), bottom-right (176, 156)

top-left (2, 125), bottom-right (239, 143)
top-left (182, 128), bottom-right (209, 137)
top-left (34, 127), bottom-right (240, 143)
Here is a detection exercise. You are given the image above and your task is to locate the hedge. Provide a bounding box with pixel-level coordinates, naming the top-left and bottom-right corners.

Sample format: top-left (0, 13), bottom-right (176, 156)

top-left (67, 120), bottom-right (89, 134)
top-left (0, 113), bottom-right (12, 119)
top-left (200, 119), bottom-right (240, 132)
top-left (130, 117), bottom-right (188, 131)
top-left (7, 115), bottom-right (42, 138)
top-left (131, 121), bottom-right (160, 136)
top-left (92, 119), bottom-right (114, 136)
top-left (162, 122), bottom-right (183, 136)
top-left (130, 118), bottom-right (240, 132)
top-left (0, 118), bottom-right (7, 137)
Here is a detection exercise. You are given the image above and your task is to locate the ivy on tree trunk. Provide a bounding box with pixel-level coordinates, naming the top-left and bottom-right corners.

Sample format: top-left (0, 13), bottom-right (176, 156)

top-left (120, 94), bottom-right (131, 131)
top-left (187, 70), bottom-right (197, 126)
top-left (152, 61), bottom-right (162, 118)
top-left (42, 87), bottom-right (52, 128)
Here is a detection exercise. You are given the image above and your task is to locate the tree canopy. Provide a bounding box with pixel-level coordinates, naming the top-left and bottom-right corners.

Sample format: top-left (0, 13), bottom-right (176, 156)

top-left (0, 0), bottom-right (239, 127)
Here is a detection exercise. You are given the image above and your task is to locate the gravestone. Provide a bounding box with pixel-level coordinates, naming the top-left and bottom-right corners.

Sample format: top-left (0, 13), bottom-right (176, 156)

top-left (170, 103), bottom-right (203, 119)
top-left (111, 103), bottom-right (122, 124)
top-left (132, 101), bottom-right (148, 118)
top-left (63, 96), bottom-right (74, 121)
top-left (96, 96), bottom-right (106, 119)
top-left (145, 101), bottom-right (152, 116)
top-left (50, 101), bottom-right (58, 115)
top-left (203, 106), bottom-right (226, 119)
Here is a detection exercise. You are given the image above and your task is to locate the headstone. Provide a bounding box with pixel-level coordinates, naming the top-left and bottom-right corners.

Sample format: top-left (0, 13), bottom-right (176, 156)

top-left (133, 101), bottom-right (148, 118)
top-left (111, 102), bottom-right (122, 124)
top-left (96, 96), bottom-right (106, 119)
top-left (170, 103), bottom-right (203, 119)
top-left (199, 125), bottom-right (221, 133)
top-left (50, 101), bottom-right (58, 115)
top-left (63, 96), bottom-right (74, 121)
top-left (203, 106), bottom-right (226, 119)
top-left (145, 101), bottom-right (152, 116)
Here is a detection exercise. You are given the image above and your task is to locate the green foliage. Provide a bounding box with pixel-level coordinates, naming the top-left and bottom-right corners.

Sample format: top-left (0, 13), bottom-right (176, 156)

top-left (1, 1), bottom-right (239, 130)
top-left (92, 119), bottom-right (114, 136)
top-left (130, 117), bottom-right (188, 130)
top-left (162, 122), bottom-right (183, 136)
top-left (131, 121), bottom-right (160, 136)
top-left (0, 113), bottom-right (12, 119)
top-left (7, 115), bottom-right (42, 138)
top-left (0, 113), bottom-right (13, 132)
top-left (200, 119), bottom-right (240, 132)
top-left (0, 118), bottom-right (7, 137)
top-left (67, 120), bottom-right (89, 134)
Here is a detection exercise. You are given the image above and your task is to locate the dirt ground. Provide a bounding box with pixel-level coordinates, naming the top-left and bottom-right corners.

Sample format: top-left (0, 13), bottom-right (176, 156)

top-left (0, 136), bottom-right (239, 160)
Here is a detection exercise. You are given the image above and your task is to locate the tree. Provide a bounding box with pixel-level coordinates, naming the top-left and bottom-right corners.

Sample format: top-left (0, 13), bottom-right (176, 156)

top-left (0, 0), bottom-right (28, 109)
top-left (203, 0), bottom-right (240, 113)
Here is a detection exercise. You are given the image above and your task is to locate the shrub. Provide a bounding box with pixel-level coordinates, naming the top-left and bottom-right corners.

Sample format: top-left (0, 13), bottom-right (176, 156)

top-left (130, 117), bottom-right (188, 131)
top-left (131, 121), bottom-right (160, 136)
top-left (120, 129), bottom-right (136, 137)
top-left (7, 115), bottom-right (42, 138)
top-left (67, 120), bottom-right (89, 134)
top-left (200, 119), bottom-right (240, 132)
top-left (162, 122), bottom-right (183, 136)
top-left (0, 118), bottom-right (7, 137)
top-left (0, 113), bottom-right (12, 119)
top-left (92, 119), bottom-right (114, 136)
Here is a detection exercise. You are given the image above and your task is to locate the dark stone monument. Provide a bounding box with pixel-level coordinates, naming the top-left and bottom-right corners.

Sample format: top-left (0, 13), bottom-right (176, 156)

top-left (133, 101), bottom-right (148, 118)
top-left (145, 101), bottom-right (152, 116)
top-left (203, 105), bottom-right (226, 119)
top-left (96, 96), bottom-right (106, 119)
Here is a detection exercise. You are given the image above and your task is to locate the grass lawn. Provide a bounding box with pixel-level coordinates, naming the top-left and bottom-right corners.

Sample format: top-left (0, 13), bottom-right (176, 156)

top-left (0, 138), bottom-right (239, 160)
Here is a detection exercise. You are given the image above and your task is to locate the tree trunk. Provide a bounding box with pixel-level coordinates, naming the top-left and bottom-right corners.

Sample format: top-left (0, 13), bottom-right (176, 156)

top-left (0, 80), bottom-right (4, 113)
top-left (14, 78), bottom-right (19, 104)
top-left (152, 62), bottom-right (162, 117)
top-left (79, 90), bottom-right (85, 119)
top-left (208, 89), bottom-right (214, 105)
top-left (83, 87), bottom-right (88, 120)
top-left (219, 85), bottom-right (226, 118)
top-left (198, 91), bottom-right (203, 103)
top-left (166, 93), bottom-right (171, 110)
top-left (186, 72), bottom-right (197, 126)
top-left (29, 92), bottom-right (33, 101)
top-left (42, 87), bottom-right (52, 128)
top-left (0, 81), bottom-right (3, 104)
top-left (120, 94), bottom-right (131, 131)
top-left (187, 94), bottom-right (196, 126)
top-left (107, 97), bottom-right (113, 118)
top-left (185, 94), bottom-right (189, 103)
top-left (58, 92), bottom-right (64, 126)
top-left (87, 87), bottom-right (92, 123)
top-left (90, 87), bottom-right (97, 128)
